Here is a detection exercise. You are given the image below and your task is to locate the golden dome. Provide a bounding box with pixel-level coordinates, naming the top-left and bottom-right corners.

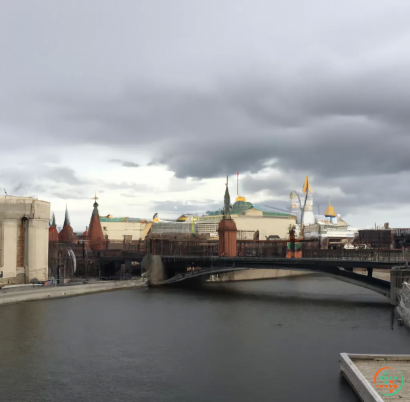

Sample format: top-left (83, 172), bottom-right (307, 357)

top-left (324, 205), bottom-right (336, 217)
top-left (324, 198), bottom-right (336, 218)
top-left (235, 195), bottom-right (247, 202)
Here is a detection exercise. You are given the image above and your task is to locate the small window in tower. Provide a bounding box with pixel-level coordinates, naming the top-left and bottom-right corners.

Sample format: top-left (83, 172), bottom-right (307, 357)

top-left (103, 226), bottom-right (107, 230)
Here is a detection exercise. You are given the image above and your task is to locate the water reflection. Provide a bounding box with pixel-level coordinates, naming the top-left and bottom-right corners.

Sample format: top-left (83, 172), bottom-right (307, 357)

top-left (0, 274), bottom-right (408, 402)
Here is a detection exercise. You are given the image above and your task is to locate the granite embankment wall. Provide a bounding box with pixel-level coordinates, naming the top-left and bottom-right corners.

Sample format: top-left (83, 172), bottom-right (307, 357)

top-left (0, 280), bottom-right (143, 306)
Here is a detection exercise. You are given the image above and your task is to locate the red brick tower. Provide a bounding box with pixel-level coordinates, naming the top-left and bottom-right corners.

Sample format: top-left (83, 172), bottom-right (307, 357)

top-left (218, 177), bottom-right (237, 257)
top-left (88, 195), bottom-right (106, 251)
top-left (59, 206), bottom-right (77, 243)
top-left (49, 212), bottom-right (59, 242)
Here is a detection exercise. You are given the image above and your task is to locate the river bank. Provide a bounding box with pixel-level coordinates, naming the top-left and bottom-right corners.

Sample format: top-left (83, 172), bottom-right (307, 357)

top-left (0, 279), bottom-right (144, 306)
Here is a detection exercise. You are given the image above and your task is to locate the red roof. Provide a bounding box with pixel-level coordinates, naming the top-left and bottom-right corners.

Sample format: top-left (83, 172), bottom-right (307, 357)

top-left (88, 202), bottom-right (107, 250)
top-left (59, 224), bottom-right (77, 243)
top-left (49, 226), bottom-right (59, 242)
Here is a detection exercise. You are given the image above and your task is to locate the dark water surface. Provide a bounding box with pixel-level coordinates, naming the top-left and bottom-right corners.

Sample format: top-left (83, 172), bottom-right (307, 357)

top-left (0, 274), bottom-right (409, 402)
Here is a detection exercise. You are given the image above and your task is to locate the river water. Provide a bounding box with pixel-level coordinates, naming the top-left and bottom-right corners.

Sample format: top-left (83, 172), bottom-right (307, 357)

top-left (0, 274), bottom-right (409, 402)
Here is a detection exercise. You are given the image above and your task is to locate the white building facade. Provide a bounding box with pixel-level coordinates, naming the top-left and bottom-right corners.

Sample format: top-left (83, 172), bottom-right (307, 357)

top-left (0, 196), bottom-right (50, 284)
top-left (99, 217), bottom-right (152, 241)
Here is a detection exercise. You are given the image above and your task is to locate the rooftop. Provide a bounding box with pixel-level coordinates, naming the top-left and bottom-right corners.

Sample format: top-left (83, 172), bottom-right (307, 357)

top-left (99, 216), bottom-right (142, 222)
top-left (206, 199), bottom-right (292, 218)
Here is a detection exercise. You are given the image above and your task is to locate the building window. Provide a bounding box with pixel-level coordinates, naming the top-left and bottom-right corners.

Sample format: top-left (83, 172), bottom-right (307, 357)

top-left (103, 226), bottom-right (107, 231)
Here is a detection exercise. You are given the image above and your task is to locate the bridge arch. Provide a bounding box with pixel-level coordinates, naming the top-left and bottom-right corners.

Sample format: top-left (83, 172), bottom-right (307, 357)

top-left (150, 265), bottom-right (391, 299)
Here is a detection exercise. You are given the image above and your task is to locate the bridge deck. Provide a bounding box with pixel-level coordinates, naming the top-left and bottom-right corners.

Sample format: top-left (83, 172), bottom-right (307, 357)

top-left (160, 256), bottom-right (399, 269)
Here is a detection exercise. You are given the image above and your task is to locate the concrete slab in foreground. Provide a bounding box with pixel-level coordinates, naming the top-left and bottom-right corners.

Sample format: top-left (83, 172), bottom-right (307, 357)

top-left (0, 280), bottom-right (144, 307)
top-left (340, 353), bottom-right (410, 401)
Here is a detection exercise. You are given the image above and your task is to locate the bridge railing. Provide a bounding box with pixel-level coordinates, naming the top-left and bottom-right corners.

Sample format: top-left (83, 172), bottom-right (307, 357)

top-left (106, 240), bottom-right (147, 252)
top-left (302, 249), bottom-right (407, 262)
top-left (148, 238), bottom-right (409, 261)
top-left (238, 240), bottom-right (287, 258)
top-left (150, 239), bottom-right (320, 258)
top-left (237, 240), bottom-right (320, 258)
top-left (151, 239), bottom-right (219, 256)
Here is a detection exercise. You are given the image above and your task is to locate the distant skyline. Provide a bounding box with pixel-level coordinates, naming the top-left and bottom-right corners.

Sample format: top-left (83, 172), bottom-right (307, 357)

top-left (1, 1), bottom-right (410, 230)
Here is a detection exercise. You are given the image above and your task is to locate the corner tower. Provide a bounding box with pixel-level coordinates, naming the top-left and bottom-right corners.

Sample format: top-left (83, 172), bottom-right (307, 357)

top-left (218, 177), bottom-right (237, 257)
top-left (59, 206), bottom-right (77, 243)
top-left (88, 194), bottom-right (106, 250)
top-left (49, 212), bottom-right (59, 242)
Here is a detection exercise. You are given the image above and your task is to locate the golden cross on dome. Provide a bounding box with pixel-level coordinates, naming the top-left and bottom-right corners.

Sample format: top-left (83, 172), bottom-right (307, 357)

top-left (92, 192), bottom-right (99, 202)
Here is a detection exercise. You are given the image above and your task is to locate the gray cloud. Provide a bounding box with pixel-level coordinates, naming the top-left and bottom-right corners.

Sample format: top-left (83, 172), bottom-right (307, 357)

top-left (51, 192), bottom-right (88, 200)
top-left (99, 181), bottom-right (151, 191)
top-left (23, 70), bottom-right (410, 184)
top-left (242, 170), bottom-right (410, 221)
top-left (1, 0), bottom-right (410, 225)
top-left (0, 165), bottom-right (88, 197)
top-left (151, 200), bottom-right (221, 216)
top-left (110, 159), bottom-right (139, 168)
top-left (44, 167), bottom-right (90, 185)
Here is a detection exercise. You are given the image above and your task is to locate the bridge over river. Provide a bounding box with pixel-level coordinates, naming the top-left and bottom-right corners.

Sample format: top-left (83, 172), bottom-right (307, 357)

top-left (95, 240), bottom-right (410, 301)
top-left (145, 255), bottom-right (401, 299)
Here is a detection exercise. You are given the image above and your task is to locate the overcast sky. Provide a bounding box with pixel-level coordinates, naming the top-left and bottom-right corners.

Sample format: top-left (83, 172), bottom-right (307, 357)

top-left (1, 0), bottom-right (409, 230)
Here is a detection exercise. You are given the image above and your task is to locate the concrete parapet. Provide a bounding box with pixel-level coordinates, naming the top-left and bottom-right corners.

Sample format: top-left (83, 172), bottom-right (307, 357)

top-left (0, 274), bottom-right (25, 286)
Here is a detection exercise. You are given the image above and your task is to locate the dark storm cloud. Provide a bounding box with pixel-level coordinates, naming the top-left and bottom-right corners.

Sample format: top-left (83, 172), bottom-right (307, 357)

top-left (242, 174), bottom-right (293, 197)
top-left (31, 68), bottom-right (410, 183)
top-left (110, 159), bottom-right (140, 168)
top-left (243, 170), bottom-right (410, 218)
top-left (2, 0), bottom-right (410, 217)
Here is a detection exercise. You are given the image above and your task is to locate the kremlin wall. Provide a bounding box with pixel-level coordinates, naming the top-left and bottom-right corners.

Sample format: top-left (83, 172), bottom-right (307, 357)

top-left (0, 176), bottom-right (403, 285)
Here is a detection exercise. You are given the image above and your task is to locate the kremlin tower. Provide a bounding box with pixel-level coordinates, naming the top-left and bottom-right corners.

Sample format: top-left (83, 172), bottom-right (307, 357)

top-left (49, 212), bottom-right (59, 242)
top-left (88, 195), bottom-right (107, 250)
top-left (59, 206), bottom-right (77, 243)
top-left (218, 177), bottom-right (237, 257)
